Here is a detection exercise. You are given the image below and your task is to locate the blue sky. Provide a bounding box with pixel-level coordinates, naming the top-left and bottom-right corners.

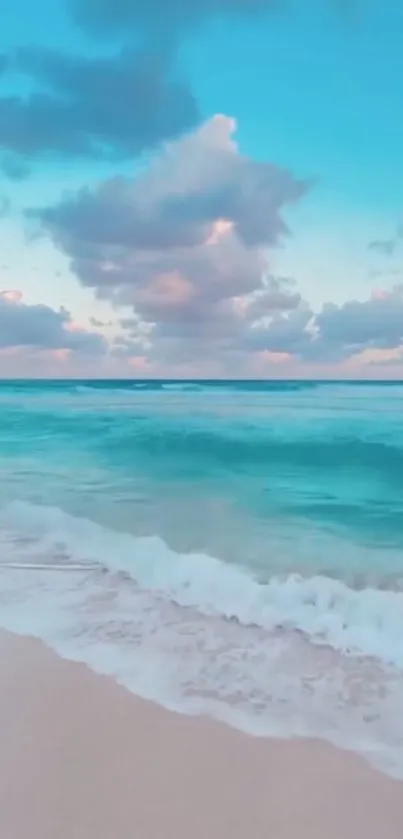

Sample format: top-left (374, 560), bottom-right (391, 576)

top-left (0, 0), bottom-right (402, 377)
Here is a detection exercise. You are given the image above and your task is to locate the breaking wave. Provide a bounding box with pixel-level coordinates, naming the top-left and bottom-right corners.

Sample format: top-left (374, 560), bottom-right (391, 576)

top-left (1, 501), bottom-right (403, 667)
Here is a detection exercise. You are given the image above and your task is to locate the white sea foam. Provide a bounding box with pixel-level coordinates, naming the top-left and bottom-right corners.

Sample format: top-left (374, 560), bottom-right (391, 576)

top-left (1, 499), bottom-right (403, 779)
top-left (1, 500), bottom-right (403, 668)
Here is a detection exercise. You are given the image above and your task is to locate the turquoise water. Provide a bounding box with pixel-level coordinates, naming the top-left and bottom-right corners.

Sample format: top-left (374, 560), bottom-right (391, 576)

top-left (1, 379), bottom-right (403, 775)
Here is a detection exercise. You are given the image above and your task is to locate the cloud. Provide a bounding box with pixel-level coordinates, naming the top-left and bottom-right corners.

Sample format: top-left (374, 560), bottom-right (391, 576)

top-left (314, 286), bottom-right (403, 358)
top-left (248, 286), bottom-right (403, 365)
top-left (0, 0), bottom-right (357, 175)
top-left (367, 268), bottom-right (403, 280)
top-left (71, 0), bottom-right (277, 43)
top-left (346, 346), bottom-right (403, 368)
top-left (71, 0), bottom-right (356, 43)
top-left (32, 114), bottom-right (309, 365)
top-left (367, 222), bottom-right (403, 259)
top-left (31, 109), bottom-right (403, 376)
top-left (368, 239), bottom-right (396, 256)
top-left (0, 290), bottom-right (107, 355)
top-left (242, 276), bottom-right (301, 319)
top-left (0, 47), bottom-right (198, 164)
top-left (244, 305), bottom-right (314, 356)
top-left (34, 115), bottom-right (308, 251)
top-left (90, 315), bottom-right (113, 327)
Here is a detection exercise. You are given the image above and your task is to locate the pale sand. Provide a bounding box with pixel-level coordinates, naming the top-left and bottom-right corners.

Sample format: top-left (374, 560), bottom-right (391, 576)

top-left (1, 630), bottom-right (402, 839)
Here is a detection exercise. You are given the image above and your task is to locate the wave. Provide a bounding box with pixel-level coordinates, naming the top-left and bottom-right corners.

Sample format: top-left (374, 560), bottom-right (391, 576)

top-left (75, 383), bottom-right (149, 394)
top-left (161, 383), bottom-right (204, 392)
top-left (67, 380), bottom-right (320, 395)
top-left (104, 421), bottom-right (403, 483)
top-left (0, 378), bottom-right (322, 395)
top-left (1, 500), bottom-right (403, 668)
top-left (2, 392), bottom-right (403, 492)
top-left (4, 379), bottom-right (403, 401)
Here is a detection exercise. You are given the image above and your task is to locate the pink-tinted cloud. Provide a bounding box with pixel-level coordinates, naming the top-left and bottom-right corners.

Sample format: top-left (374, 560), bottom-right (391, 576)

top-left (0, 289), bottom-right (23, 303)
top-left (128, 355), bottom-right (151, 372)
top-left (50, 348), bottom-right (73, 362)
top-left (27, 111), bottom-right (403, 378)
top-left (0, 290), bottom-right (107, 355)
top-left (33, 114), bottom-right (308, 370)
top-left (35, 114), bottom-right (308, 254)
top-left (0, 345), bottom-right (24, 357)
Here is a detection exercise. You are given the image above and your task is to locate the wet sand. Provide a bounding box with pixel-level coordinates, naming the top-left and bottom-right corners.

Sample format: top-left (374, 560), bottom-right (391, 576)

top-left (1, 629), bottom-right (402, 839)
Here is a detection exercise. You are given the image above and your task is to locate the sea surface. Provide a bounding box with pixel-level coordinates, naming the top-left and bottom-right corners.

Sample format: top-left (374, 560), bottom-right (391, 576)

top-left (1, 378), bottom-right (403, 776)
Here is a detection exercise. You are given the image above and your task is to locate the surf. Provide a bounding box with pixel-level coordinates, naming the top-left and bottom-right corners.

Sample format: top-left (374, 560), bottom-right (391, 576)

top-left (1, 500), bottom-right (403, 668)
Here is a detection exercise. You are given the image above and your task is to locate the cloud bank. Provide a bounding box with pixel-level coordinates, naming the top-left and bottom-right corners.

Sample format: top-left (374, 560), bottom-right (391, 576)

top-left (26, 112), bottom-right (403, 377)
top-left (0, 0), bottom-right (394, 377)
top-left (32, 115), bottom-right (307, 369)
top-left (0, 290), bottom-right (106, 352)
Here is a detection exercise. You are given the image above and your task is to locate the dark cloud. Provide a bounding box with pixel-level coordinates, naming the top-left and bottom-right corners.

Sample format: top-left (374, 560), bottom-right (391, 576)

top-left (0, 47), bottom-right (198, 163)
top-left (0, 291), bottom-right (107, 354)
top-left (0, 0), bottom-right (357, 174)
top-left (71, 0), bottom-right (356, 43)
top-left (71, 0), bottom-right (277, 43)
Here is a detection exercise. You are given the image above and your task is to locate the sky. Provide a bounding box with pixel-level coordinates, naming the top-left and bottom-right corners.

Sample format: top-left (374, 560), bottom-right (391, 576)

top-left (0, 0), bottom-right (403, 378)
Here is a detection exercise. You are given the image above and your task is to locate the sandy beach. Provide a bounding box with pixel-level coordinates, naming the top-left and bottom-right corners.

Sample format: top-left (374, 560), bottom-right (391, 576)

top-left (0, 630), bottom-right (402, 838)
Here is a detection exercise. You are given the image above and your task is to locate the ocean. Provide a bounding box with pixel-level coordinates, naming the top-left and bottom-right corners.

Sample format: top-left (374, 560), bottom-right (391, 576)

top-left (0, 378), bottom-right (403, 776)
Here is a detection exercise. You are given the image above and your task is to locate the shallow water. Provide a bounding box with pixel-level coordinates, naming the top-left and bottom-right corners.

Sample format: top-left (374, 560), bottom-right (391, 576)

top-left (1, 378), bottom-right (403, 776)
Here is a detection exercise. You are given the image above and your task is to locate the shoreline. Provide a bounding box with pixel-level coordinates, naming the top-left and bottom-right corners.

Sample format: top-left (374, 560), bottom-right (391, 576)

top-left (1, 630), bottom-right (403, 838)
